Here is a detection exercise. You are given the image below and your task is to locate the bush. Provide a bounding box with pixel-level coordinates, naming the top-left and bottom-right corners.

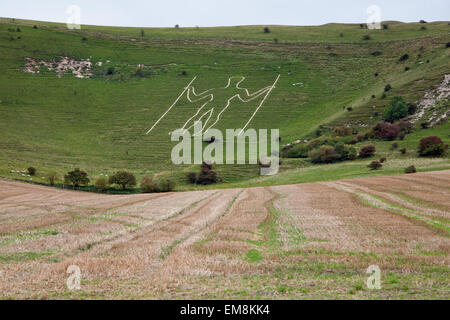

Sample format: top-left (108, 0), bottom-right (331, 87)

top-left (407, 103), bottom-right (417, 115)
top-left (395, 120), bottom-right (414, 134)
top-left (335, 144), bottom-right (357, 161)
top-left (94, 177), bottom-right (108, 192)
top-left (189, 162), bottom-right (219, 185)
top-left (197, 162), bottom-right (216, 183)
top-left (420, 122), bottom-right (429, 129)
top-left (46, 172), bottom-right (58, 186)
top-left (371, 122), bottom-right (400, 140)
top-left (283, 143), bottom-right (309, 158)
top-left (308, 138), bottom-right (323, 150)
top-left (404, 166), bottom-right (417, 174)
top-left (359, 145), bottom-right (376, 158)
top-left (141, 176), bottom-right (175, 193)
top-left (400, 148), bottom-right (407, 154)
top-left (333, 127), bottom-right (353, 137)
top-left (380, 157), bottom-right (387, 163)
top-left (264, 27), bottom-right (270, 33)
top-left (383, 96), bottom-right (408, 123)
top-left (392, 142), bottom-right (399, 149)
top-left (309, 146), bottom-right (337, 164)
top-left (64, 168), bottom-right (90, 188)
top-left (106, 67), bottom-right (115, 75)
top-left (384, 84), bottom-right (392, 92)
top-left (399, 54), bottom-right (409, 62)
top-left (362, 35), bottom-right (371, 40)
top-left (347, 107), bottom-right (353, 112)
top-left (418, 136), bottom-right (446, 157)
top-left (382, 24), bottom-right (388, 30)
top-left (27, 167), bottom-right (36, 176)
top-left (187, 172), bottom-right (197, 184)
top-left (368, 161), bottom-right (382, 170)
top-left (109, 171), bottom-right (136, 190)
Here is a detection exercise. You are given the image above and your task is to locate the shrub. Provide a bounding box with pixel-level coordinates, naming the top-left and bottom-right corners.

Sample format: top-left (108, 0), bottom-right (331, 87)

top-left (384, 84), bottom-right (392, 92)
top-left (368, 161), bottom-right (382, 170)
top-left (404, 166), bottom-right (417, 174)
top-left (94, 177), bottom-right (108, 192)
top-left (188, 172), bottom-right (197, 184)
top-left (399, 54), bottom-right (409, 62)
top-left (420, 26), bottom-right (427, 30)
top-left (106, 67), bottom-right (115, 75)
top-left (158, 179), bottom-right (176, 192)
top-left (284, 143), bottom-right (309, 158)
top-left (309, 146), bottom-right (337, 164)
top-left (400, 148), bottom-right (407, 154)
top-left (380, 157), bottom-right (387, 163)
top-left (27, 167), bottom-right (36, 176)
top-left (189, 162), bottom-right (219, 185)
top-left (395, 120), bottom-right (414, 134)
top-left (371, 51), bottom-right (382, 56)
top-left (382, 24), bottom-right (388, 30)
top-left (371, 122), bottom-right (400, 140)
top-left (359, 145), bottom-right (376, 158)
top-left (407, 103), bottom-right (417, 115)
top-left (383, 96), bottom-right (408, 122)
top-left (392, 142), bottom-right (399, 149)
top-left (33, 25), bottom-right (38, 29)
top-left (363, 35), bottom-right (371, 40)
top-left (264, 27), bottom-right (270, 33)
top-left (46, 172), bottom-right (58, 186)
top-left (64, 168), bottom-right (90, 188)
top-left (356, 134), bottom-right (367, 142)
top-left (335, 144), bottom-right (357, 161)
top-left (420, 122), bottom-right (429, 129)
top-left (347, 107), bottom-right (353, 112)
top-left (109, 171), bottom-right (136, 190)
top-left (446, 42), bottom-right (450, 48)
top-left (405, 67), bottom-right (410, 71)
top-left (332, 126), bottom-right (353, 137)
top-left (308, 138), bottom-right (323, 150)
top-left (142, 176), bottom-right (175, 193)
top-left (197, 168), bottom-right (218, 185)
top-left (418, 136), bottom-right (446, 157)
top-left (419, 20), bottom-right (427, 24)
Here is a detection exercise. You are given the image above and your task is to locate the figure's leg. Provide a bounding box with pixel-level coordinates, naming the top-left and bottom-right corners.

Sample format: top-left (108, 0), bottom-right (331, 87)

top-left (184, 108), bottom-right (214, 136)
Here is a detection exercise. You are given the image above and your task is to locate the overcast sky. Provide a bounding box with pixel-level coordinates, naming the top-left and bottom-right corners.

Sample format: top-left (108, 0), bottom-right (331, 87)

top-left (2, 0), bottom-right (449, 27)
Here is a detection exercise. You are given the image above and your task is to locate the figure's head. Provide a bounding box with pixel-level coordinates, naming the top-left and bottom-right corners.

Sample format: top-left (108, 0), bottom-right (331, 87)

top-left (228, 76), bottom-right (245, 87)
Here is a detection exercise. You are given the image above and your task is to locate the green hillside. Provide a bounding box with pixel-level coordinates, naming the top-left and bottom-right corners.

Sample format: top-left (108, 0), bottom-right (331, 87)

top-left (0, 18), bottom-right (449, 190)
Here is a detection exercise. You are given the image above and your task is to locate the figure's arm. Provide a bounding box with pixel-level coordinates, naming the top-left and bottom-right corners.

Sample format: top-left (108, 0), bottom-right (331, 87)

top-left (238, 86), bottom-right (272, 102)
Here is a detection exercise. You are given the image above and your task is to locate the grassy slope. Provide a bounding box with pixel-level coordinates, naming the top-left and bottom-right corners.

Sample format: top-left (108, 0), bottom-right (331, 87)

top-left (0, 18), bottom-right (449, 190)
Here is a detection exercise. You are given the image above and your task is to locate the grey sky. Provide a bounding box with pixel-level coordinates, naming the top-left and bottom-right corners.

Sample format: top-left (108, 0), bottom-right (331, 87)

top-left (1, 0), bottom-right (449, 27)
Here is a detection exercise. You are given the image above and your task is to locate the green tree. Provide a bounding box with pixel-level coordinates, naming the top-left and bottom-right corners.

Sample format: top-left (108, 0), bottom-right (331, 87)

top-left (383, 96), bottom-right (408, 123)
top-left (64, 168), bottom-right (90, 188)
top-left (109, 171), bottom-right (136, 190)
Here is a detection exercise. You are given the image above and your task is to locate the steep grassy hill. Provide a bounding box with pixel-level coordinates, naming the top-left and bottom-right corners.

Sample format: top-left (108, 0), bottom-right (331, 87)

top-left (0, 18), bottom-right (449, 190)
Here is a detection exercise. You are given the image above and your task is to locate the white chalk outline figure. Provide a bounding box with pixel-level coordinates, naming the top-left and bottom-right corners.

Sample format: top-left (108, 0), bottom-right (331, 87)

top-left (146, 75), bottom-right (280, 136)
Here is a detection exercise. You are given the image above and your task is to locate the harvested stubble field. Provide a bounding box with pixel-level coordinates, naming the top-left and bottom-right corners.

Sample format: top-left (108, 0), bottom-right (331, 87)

top-left (0, 171), bottom-right (448, 299)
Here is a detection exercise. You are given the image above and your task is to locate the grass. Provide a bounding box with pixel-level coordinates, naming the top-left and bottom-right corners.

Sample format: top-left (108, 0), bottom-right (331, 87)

top-left (0, 18), bottom-right (448, 190)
